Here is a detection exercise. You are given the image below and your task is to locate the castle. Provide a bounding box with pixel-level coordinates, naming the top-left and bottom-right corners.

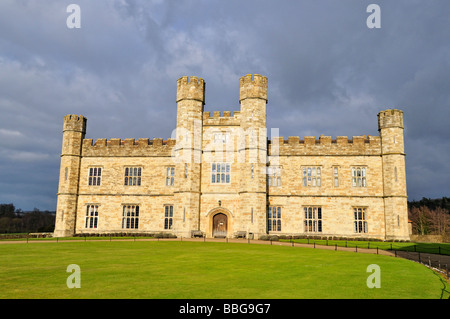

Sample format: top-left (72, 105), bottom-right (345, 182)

top-left (54, 74), bottom-right (410, 241)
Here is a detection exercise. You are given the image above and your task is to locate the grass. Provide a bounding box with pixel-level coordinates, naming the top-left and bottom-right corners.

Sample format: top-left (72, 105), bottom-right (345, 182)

top-left (279, 238), bottom-right (450, 256)
top-left (3, 235), bottom-right (449, 256)
top-left (0, 235), bottom-right (156, 241)
top-left (0, 241), bottom-right (448, 299)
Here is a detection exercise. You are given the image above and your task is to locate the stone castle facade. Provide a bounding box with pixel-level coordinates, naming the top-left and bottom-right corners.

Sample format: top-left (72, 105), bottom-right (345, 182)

top-left (54, 74), bottom-right (410, 240)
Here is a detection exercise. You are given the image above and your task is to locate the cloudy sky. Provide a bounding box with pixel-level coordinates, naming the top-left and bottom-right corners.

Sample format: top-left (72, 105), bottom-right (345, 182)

top-left (0, 0), bottom-right (449, 211)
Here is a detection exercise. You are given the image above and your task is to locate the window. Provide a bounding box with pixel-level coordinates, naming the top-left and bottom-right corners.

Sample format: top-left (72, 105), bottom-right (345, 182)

top-left (125, 167), bottom-right (141, 186)
top-left (164, 205), bottom-right (173, 229)
top-left (302, 167), bottom-right (321, 187)
top-left (166, 167), bottom-right (175, 186)
top-left (88, 167), bottom-right (102, 186)
top-left (333, 167), bottom-right (339, 187)
top-left (184, 163), bottom-right (188, 179)
top-left (85, 205), bottom-right (98, 229)
top-left (122, 205), bottom-right (139, 229)
top-left (267, 206), bottom-right (281, 231)
top-left (304, 206), bottom-right (322, 233)
top-left (267, 166), bottom-right (281, 186)
top-left (214, 132), bottom-right (229, 144)
top-left (352, 167), bottom-right (366, 187)
top-left (354, 207), bottom-right (367, 233)
top-left (211, 163), bottom-right (231, 184)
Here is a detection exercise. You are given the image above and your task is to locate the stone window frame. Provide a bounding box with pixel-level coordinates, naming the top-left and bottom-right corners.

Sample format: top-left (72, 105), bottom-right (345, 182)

top-left (351, 166), bottom-right (367, 188)
top-left (122, 204), bottom-right (140, 229)
top-left (333, 166), bottom-right (340, 187)
top-left (267, 166), bottom-right (281, 187)
top-left (353, 207), bottom-right (368, 233)
top-left (213, 131), bottom-right (230, 144)
top-left (267, 206), bottom-right (282, 232)
top-left (166, 166), bottom-right (175, 186)
top-left (303, 206), bottom-right (322, 233)
top-left (88, 166), bottom-right (102, 186)
top-left (302, 166), bottom-right (322, 187)
top-left (124, 166), bottom-right (142, 186)
top-left (164, 205), bottom-right (173, 230)
top-left (211, 162), bottom-right (231, 184)
top-left (85, 204), bottom-right (99, 229)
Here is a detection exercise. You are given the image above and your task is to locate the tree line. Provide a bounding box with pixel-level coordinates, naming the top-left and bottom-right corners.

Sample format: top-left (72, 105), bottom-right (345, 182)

top-left (408, 197), bottom-right (450, 240)
top-left (0, 203), bottom-right (55, 234)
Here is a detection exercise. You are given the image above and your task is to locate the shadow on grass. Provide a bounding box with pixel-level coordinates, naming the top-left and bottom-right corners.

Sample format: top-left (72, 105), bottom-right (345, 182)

top-left (432, 271), bottom-right (450, 299)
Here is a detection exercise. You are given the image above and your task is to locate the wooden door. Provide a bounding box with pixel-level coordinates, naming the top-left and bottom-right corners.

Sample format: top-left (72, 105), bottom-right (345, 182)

top-left (213, 213), bottom-right (227, 238)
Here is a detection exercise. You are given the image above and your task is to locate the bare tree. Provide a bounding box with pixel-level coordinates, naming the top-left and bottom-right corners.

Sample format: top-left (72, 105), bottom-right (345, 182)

top-left (429, 207), bottom-right (450, 237)
top-left (409, 206), bottom-right (432, 235)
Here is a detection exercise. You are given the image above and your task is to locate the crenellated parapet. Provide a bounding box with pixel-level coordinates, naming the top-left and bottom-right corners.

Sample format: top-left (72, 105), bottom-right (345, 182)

top-left (63, 114), bottom-right (87, 133)
top-left (378, 109), bottom-right (403, 130)
top-left (240, 74), bottom-right (267, 102)
top-left (268, 135), bottom-right (381, 156)
top-left (203, 110), bottom-right (241, 126)
top-left (176, 76), bottom-right (205, 103)
top-left (82, 137), bottom-right (176, 157)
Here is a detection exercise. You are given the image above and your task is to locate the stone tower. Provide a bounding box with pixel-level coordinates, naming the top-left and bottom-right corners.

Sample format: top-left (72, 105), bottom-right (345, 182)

top-left (173, 76), bottom-right (205, 237)
top-left (54, 115), bottom-right (86, 237)
top-left (238, 74), bottom-right (268, 237)
top-left (378, 109), bottom-right (409, 240)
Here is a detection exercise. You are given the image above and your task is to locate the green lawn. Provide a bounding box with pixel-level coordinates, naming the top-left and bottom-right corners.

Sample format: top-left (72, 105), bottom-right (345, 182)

top-left (0, 241), bottom-right (448, 299)
top-left (279, 238), bottom-right (450, 256)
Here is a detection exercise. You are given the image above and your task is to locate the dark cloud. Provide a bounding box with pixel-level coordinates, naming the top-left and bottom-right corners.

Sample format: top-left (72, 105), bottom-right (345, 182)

top-left (0, 0), bottom-right (449, 210)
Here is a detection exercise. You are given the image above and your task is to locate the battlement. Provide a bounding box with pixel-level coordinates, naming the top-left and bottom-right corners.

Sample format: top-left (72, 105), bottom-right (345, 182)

top-left (268, 135), bottom-right (381, 156)
top-left (378, 109), bottom-right (403, 130)
top-left (239, 74), bottom-right (268, 102)
top-left (63, 114), bottom-right (87, 133)
top-left (176, 76), bottom-right (205, 103)
top-left (82, 137), bottom-right (176, 157)
top-left (203, 111), bottom-right (241, 126)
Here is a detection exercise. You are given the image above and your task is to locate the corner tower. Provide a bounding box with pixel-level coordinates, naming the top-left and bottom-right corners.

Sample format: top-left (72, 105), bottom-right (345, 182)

top-left (378, 109), bottom-right (409, 240)
top-left (174, 76), bottom-right (205, 236)
top-left (54, 115), bottom-right (86, 237)
top-left (238, 74), bottom-right (268, 238)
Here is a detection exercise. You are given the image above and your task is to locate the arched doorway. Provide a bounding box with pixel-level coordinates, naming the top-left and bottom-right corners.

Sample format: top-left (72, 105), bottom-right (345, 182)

top-left (213, 213), bottom-right (228, 238)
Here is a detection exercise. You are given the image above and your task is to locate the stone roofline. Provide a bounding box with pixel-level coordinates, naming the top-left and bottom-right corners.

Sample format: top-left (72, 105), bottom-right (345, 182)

top-left (81, 134), bottom-right (382, 157)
